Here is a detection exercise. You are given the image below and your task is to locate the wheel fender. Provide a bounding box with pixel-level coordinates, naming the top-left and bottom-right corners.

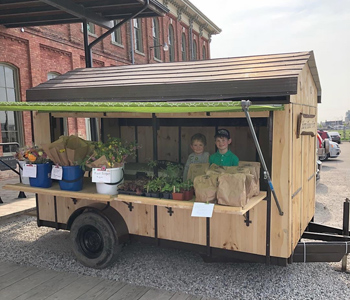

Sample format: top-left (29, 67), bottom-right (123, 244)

top-left (67, 203), bottom-right (129, 243)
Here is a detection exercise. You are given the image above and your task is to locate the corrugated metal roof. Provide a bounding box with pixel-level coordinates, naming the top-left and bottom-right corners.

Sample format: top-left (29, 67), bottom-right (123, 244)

top-left (26, 51), bottom-right (322, 103)
top-left (0, 0), bottom-right (168, 28)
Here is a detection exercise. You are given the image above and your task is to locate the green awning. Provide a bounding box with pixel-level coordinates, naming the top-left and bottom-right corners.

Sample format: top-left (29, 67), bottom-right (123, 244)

top-left (0, 101), bottom-right (284, 113)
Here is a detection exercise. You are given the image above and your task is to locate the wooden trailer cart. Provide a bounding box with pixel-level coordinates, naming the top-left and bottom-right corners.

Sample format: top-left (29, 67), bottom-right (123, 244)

top-left (3, 51), bottom-right (350, 269)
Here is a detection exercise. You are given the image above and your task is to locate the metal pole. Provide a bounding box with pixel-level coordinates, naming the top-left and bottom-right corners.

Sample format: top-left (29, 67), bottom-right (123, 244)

top-left (342, 198), bottom-right (350, 271)
top-left (241, 100), bottom-right (284, 216)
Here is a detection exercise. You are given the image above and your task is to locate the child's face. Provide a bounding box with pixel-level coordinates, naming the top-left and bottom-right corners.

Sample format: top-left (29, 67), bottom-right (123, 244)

top-left (191, 140), bottom-right (205, 154)
top-left (215, 137), bottom-right (232, 151)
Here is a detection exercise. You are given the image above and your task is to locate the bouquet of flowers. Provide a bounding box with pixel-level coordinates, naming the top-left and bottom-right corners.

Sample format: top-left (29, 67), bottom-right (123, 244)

top-left (14, 146), bottom-right (31, 161)
top-left (86, 136), bottom-right (139, 168)
top-left (17, 146), bottom-right (51, 164)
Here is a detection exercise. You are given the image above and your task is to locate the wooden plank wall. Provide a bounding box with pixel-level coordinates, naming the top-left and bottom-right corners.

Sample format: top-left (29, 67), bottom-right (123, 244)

top-left (289, 64), bottom-right (318, 250)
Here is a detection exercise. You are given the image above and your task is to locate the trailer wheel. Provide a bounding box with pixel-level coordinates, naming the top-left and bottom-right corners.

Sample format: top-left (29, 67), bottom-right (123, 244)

top-left (70, 211), bottom-right (120, 269)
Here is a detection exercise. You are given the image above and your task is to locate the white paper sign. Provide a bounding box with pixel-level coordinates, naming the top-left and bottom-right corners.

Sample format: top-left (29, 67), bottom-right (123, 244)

top-left (191, 203), bottom-right (214, 218)
top-left (92, 168), bottom-right (112, 183)
top-left (51, 165), bottom-right (63, 180)
top-left (23, 164), bottom-right (37, 178)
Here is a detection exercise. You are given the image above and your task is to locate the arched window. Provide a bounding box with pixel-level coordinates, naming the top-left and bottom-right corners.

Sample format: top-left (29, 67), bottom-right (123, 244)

top-left (152, 18), bottom-right (161, 60)
top-left (168, 24), bottom-right (175, 62)
top-left (133, 19), bottom-right (143, 53)
top-left (0, 64), bottom-right (22, 153)
top-left (47, 72), bottom-right (60, 80)
top-left (202, 45), bottom-right (206, 60)
top-left (193, 40), bottom-right (197, 60)
top-left (181, 33), bottom-right (187, 61)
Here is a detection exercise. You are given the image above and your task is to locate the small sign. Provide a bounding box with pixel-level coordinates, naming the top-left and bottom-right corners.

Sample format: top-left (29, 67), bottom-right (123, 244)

top-left (191, 202), bottom-right (214, 218)
top-left (51, 165), bottom-right (63, 180)
top-left (23, 164), bottom-right (37, 178)
top-left (297, 113), bottom-right (316, 138)
top-left (92, 168), bottom-right (112, 183)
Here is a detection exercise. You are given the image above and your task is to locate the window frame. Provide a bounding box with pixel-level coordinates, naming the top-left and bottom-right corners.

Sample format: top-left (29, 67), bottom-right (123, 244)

top-left (111, 20), bottom-right (123, 46)
top-left (181, 33), bottom-right (187, 61)
top-left (168, 24), bottom-right (175, 62)
top-left (0, 63), bottom-right (24, 154)
top-left (152, 18), bottom-right (161, 60)
top-left (193, 40), bottom-right (197, 60)
top-left (133, 19), bottom-right (144, 53)
top-left (202, 45), bottom-right (206, 60)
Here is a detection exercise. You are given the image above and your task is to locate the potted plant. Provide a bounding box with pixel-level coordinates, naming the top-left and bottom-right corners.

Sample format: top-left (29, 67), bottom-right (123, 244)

top-left (161, 182), bottom-right (173, 199)
top-left (183, 179), bottom-right (194, 200)
top-left (24, 146), bottom-right (52, 188)
top-left (144, 177), bottom-right (162, 198)
top-left (86, 136), bottom-right (138, 195)
top-left (172, 181), bottom-right (185, 200)
top-left (14, 146), bottom-right (31, 184)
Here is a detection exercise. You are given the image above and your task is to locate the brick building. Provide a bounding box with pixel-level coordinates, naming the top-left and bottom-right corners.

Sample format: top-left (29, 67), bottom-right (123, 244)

top-left (0, 0), bottom-right (221, 156)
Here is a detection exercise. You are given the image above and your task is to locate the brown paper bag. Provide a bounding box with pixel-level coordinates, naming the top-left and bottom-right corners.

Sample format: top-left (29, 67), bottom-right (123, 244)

top-left (193, 174), bottom-right (218, 203)
top-left (208, 163), bottom-right (226, 174)
top-left (217, 173), bottom-right (247, 207)
top-left (42, 144), bottom-right (60, 164)
top-left (238, 161), bottom-right (261, 196)
top-left (224, 166), bottom-right (250, 174)
top-left (187, 163), bottom-right (209, 182)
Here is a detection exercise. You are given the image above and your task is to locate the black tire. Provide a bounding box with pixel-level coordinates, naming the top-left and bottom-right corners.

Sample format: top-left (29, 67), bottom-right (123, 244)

top-left (70, 211), bottom-right (121, 269)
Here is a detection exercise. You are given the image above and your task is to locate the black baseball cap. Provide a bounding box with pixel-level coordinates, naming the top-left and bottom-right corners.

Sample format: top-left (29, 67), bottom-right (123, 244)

top-left (214, 128), bottom-right (230, 139)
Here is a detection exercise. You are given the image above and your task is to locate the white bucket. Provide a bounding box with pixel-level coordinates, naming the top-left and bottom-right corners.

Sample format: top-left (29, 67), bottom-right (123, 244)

top-left (18, 160), bottom-right (30, 185)
top-left (95, 167), bottom-right (124, 195)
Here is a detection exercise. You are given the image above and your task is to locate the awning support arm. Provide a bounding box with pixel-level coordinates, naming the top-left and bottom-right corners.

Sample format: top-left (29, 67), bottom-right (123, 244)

top-left (241, 100), bottom-right (284, 216)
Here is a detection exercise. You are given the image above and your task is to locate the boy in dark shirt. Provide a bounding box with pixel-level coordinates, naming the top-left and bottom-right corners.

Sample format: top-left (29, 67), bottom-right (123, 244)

top-left (209, 128), bottom-right (239, 166)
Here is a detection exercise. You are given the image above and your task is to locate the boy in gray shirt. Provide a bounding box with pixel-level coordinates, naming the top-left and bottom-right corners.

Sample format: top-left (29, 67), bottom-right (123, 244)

top-left (183, 133), bottom-right (209, 181)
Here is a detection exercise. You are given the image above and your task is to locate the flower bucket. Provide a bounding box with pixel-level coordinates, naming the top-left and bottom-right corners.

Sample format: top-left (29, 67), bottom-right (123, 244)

top-left (95, 167), bottom-right (124, 195)
top-left (29, 163), bottom-right (52, 188)
top-left (59, 166), bottom-right (84, 191)
top-left (18, 160), bottom-right (30, 185)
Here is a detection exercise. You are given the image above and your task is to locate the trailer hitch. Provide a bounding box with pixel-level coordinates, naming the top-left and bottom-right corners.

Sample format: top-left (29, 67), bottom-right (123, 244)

top-left (241, 100), bottom-right (284, 216)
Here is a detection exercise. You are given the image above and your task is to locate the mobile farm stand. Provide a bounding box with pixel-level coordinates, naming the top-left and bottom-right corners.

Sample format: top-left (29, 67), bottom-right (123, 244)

top-left (3, 51), bottom-right (350, 269)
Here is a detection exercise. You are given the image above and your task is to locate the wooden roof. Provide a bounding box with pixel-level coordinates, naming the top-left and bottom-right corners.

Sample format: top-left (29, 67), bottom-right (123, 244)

top-left (26, 51), bottom-right (322, 103)
top-left (0, 0), bottom-right (168, 28)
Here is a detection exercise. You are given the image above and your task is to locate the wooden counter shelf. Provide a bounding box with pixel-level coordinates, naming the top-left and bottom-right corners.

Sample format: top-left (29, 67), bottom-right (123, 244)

top-left (3, 182), bottom-right (267, 216)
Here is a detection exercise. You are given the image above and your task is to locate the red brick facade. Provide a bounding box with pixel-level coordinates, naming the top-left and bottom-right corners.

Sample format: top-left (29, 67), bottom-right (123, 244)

top-left (0, 14), bottom-right (212, 155)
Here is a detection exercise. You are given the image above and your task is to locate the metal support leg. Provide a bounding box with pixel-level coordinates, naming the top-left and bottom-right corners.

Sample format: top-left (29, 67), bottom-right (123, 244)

top-left (342, 198), bottom-right (350, 271)
top-left (241, 100), bottom-right (283, 216)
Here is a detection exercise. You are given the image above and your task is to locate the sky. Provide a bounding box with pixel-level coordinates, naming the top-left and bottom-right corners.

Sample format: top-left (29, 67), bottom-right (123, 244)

top-left (191, 0), bottom-right (350, 122)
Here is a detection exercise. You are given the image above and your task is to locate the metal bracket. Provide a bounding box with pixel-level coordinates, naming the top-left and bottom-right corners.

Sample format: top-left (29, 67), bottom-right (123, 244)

top-left (243, 211), bottom-right (252, 227)
top-left (123, 201), bottom-right (134, 212)
top-left (166, 207), bottom-right (174, 216)
top-left (71, 198), bottom-right (77, 205)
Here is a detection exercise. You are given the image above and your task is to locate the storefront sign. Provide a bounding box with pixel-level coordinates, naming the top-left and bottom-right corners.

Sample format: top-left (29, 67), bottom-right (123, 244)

top-left (297, 113), bottom-right (316, 138)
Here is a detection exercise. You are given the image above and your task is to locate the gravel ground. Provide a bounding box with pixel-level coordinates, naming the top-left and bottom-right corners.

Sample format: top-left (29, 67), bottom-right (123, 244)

top-left (1, 143), bottom-right (350, 300)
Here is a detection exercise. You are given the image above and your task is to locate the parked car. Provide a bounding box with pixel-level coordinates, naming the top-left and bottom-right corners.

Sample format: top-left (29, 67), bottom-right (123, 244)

top-left (328, 131), bottom-right (341, 144)
top-left (316, 133), bottom-right (327, 160)
top-left (320, 140), bottom-right (341, 160)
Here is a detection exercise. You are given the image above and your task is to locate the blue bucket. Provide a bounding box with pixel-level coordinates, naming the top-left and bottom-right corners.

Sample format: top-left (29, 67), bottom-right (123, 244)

top-left (29, 163), bottom-right (52, 188)
top-left (59, 165), bottom-right (84, 191)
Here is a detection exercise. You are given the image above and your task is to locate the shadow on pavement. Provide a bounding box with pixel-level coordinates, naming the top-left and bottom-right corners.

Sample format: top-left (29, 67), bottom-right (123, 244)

top-left (316, 183), bottom-right (328, 194)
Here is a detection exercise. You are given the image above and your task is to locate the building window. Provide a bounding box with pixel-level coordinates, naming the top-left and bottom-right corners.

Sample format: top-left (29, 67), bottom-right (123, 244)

top-left (202, 45), bottom-right (206, 60)
top-left (112, 20), bottom-right (122, 45)
top-left (168, 24), bottom-right (175, 62)
top-left (133, 19), bottom-right (143, 53)
top-left (181, 33), bottom-right (187, 61)
top-left (0, 64), bottom-right (22, 153)
top-left (193, 40), bottom-right (197, 60)
top-left (47, 72), bottom-right (60, 80)
top-left (152, 18), bottom-right (160, 60)
top-left (87, 22), bottom-right (95, 34)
